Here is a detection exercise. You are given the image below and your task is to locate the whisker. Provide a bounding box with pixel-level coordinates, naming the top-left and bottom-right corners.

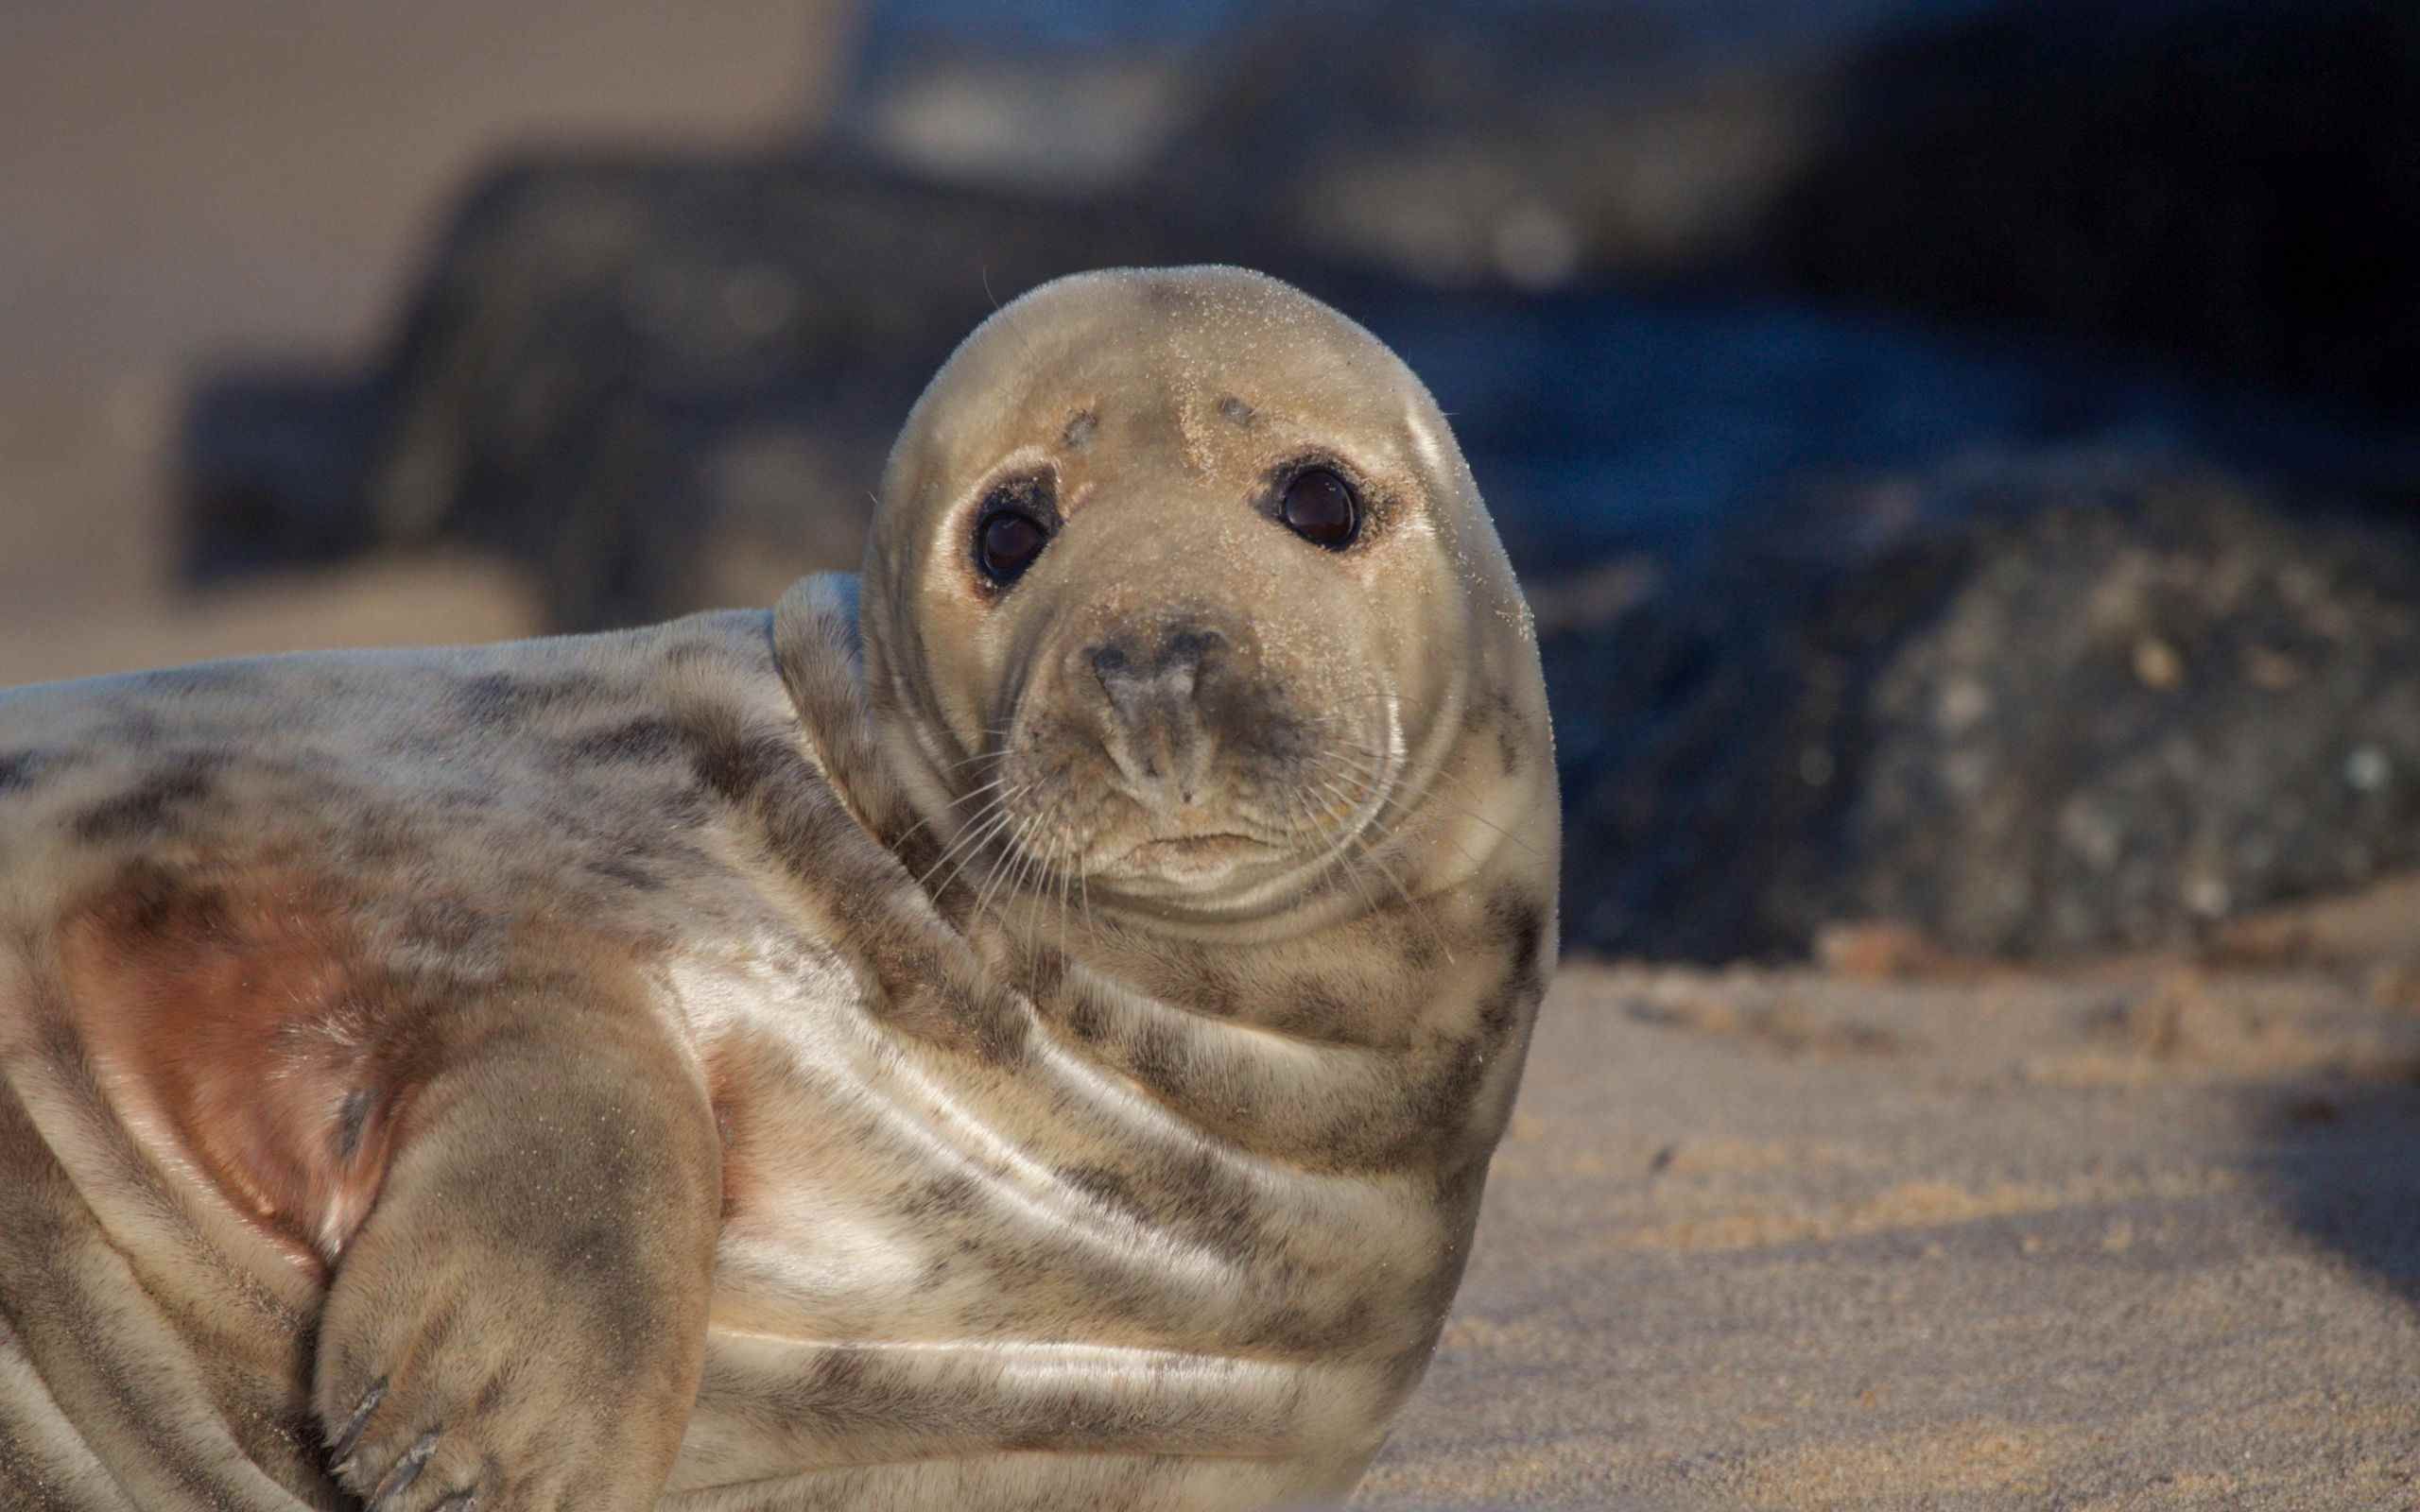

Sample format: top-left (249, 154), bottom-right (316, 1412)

top-left (1023, 832), bottom-right (1064, 990)
top-left (934, 743), bottom-right (1011, 776)
top-left (1054, 839), bottom-right (1076, 988)
top-left (1315, 777), bottom-right (1466, 967)
top-left (957, 823), bottom-right (1017, 931)
top-left (913, 786), bottom-right (1017, 886)
top-left (1313, 774), bottom-right (1457, 966)
top-left (1288, 782), bottom-right (1386, 929)
top-left (921, 792), bottom-right (1028, 899)
top-left (971, 814), bottom-right (1042, 927)
top-left (891, 774), bottom-right (1011, 851)
top-left (1310, 743), bottom-right (1546, 864)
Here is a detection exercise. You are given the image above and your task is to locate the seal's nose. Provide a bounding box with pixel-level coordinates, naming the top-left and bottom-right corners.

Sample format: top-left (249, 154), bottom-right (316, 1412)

top-left (1083, 624), bottom-right (1228, 804)
top-left (1089, 627), bottom-right (1223, 724)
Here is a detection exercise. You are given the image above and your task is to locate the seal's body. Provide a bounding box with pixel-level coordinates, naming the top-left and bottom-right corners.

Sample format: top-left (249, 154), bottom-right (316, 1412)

top-left (0, 267), bottom-right (1558, 1511)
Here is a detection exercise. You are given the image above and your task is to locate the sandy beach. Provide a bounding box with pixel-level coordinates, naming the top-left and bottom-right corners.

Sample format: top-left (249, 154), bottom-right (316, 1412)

top-left (1371, 901), bottom-right (2420, 1507)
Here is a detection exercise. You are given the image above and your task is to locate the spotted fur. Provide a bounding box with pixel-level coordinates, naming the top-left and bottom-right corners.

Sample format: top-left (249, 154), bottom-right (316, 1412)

top-left (0, 267), bottom-right (1558, 1511)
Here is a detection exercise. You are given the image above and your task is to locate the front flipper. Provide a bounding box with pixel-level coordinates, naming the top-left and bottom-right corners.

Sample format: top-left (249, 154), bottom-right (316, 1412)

top-left (314, 998), bottom-right (718, 1511)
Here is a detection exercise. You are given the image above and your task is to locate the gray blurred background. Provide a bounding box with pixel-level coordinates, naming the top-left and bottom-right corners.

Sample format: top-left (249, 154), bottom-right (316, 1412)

top-left (0, 0), bottom-right (852, 684)
top-left (5, 0), bottom-right (2416, 964)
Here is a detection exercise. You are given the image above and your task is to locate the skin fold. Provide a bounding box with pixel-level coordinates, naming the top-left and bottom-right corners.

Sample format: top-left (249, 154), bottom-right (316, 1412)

top-left (0, 266), bottom-right (1559, 1511)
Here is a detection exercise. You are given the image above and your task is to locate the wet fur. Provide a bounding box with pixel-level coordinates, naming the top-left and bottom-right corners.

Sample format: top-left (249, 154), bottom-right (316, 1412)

top-left (0, 268), bottom-right (1559, 1510)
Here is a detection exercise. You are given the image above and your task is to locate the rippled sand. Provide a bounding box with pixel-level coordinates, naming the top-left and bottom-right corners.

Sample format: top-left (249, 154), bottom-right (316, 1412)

top-left (1366, 885), bottom-right (2420, 1509)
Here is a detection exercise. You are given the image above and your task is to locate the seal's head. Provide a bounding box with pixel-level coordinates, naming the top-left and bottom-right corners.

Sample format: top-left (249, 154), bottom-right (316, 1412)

top-left (862, 266), bottom-right (1551, 933)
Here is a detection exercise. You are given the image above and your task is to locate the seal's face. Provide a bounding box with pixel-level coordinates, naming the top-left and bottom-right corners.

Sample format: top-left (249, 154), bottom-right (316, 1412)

top-left (863, 267), bottom-right (1532, 928)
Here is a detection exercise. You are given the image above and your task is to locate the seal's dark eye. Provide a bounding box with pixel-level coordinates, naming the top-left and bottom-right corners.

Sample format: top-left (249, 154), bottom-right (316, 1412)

top-left (976, 507), bottom-right (1050, 585)
top-left (1279, 467), bottom-right (1359, 549)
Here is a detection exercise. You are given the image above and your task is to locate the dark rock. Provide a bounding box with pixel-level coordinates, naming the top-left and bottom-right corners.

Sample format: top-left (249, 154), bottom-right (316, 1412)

top-left (1760, 0), bottom-right (2420, 415)
top-left (359, 156), bottom-right (1289, 627)
top-left (941, 0), bottom-right (2418, 413)
top-left (1553, 455), bottom-right (2420, 960)
top-left (189, 142), bottom-right (2420, 964)
top-left (344, 148), bottom-right (2414, 627)
top-left (179, 361), bottom-right (385, 583)
top-left (1150, 0), bottom-right (1841, 290)
top-left (831, 0), bottom-right (1255, 193)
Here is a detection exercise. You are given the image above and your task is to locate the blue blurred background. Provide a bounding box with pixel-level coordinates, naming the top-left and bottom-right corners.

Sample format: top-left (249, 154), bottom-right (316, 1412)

top-left (3, 0), bottom-right (2415, 961)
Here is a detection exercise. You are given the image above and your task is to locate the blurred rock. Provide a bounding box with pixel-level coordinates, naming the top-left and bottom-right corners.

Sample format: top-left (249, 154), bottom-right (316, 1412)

top-left (200, 147), bottom-right (2420, 963)
top-left (1760, 0), bottom-right (2420, 414)
top-left (357, 157), bottom-right (1281, 627)
top-left (845, 0), bottom-right (2420, 412)
top-left (847, 0), bottom-right (1952, 288)
top-left (344, 150), bottom-right (2398, 622)
top-left (180, 361), bottom-right (384, 583)
top-left (833, 0), bottom-right (1254, 193)
top-left (1553, 455), bottom-right (2420, 960)
top-left (1153, 0), bottom-right (1828, 291)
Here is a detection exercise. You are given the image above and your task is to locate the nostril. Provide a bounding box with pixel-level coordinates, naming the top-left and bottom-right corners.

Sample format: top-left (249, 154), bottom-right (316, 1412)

top-left (1086, 627), bottom-right (1231, 726)
top-left (1164, 627), bottom-right (1225, 666)
top-left (1089, 644), bottom-right (1133, 689)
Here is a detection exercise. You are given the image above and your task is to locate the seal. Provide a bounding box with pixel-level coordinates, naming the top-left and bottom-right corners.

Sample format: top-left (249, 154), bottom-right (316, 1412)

top-left (0, 266), bottom-right (1559, 1511)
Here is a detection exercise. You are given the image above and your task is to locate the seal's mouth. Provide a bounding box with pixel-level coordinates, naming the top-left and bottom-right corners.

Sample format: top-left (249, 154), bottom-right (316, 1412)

top-left (1115, 833), bottom-right (1273, 878)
